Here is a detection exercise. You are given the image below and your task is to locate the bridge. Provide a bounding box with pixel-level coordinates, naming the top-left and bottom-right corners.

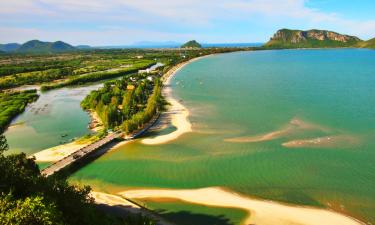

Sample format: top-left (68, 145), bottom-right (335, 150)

top-left (41, 112), bottom-right (160, 177)
top-left (41, 132), bottom-right (122, 176)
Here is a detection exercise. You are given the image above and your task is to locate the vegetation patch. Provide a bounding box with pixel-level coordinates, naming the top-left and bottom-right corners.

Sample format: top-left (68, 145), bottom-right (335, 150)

top-left (0, 89), bottom-right (38, 133)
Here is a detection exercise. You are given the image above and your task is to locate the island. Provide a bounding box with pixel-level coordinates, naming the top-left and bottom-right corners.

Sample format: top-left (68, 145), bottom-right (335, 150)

top-left (181, 40), bottom-right (202, 48)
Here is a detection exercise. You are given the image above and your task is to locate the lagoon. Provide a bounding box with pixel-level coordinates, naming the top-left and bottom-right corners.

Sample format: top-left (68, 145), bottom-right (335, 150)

top-left (4, 83), bottom-right (102, 154)
top-left (71, 49), bottom-right (375, 224)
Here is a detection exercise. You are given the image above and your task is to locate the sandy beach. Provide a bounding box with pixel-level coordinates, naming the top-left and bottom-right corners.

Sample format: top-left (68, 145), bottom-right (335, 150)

top-left (91, 191), bottom-right (141, 212)
top-left (141, 58), bottom-right (206, 145)
top-left (33, 141), bottom-right (90, 162)
top-left (91, 191), bottom-right (173, 225)
top-left (120, 187), bottom-right (364, 225)
top-left (88, 110), bottom-right (104, 132)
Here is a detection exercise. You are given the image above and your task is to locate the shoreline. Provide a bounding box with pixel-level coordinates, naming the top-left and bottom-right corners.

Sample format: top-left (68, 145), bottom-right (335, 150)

top-left (31, 52), bottom-right (367, 224)
top-left (141, 56), bottom-right (211, 145)
top-left (131, 54), bottom-right (365, 224)
top-left (87, 110), bottom-right (104, 132)
top-left (33, 140), bottom-right (92, 162)
top-left (120, 187), bottom-right (365, 225)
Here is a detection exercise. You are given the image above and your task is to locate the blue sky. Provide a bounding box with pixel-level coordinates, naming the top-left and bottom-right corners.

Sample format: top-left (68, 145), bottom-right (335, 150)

top-left (1, 0), bottom-right (375, 45)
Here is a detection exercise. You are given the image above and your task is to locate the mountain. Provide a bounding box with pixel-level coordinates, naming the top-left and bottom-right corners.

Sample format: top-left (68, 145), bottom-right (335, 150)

top-left (181, 40), bottom-right (202, 48)
top-left (0, 43), bottom-right (21, 52)
top-left (264, 29), bottom-right (362, 48)
top-left (131, 41), bottom-right (181, 48)
top-left (76, 45), bottom-right (92, 49)
top-left (16, 40), bottom-right (76, 53)
top-left (358, 38), bottom-right (375, 49)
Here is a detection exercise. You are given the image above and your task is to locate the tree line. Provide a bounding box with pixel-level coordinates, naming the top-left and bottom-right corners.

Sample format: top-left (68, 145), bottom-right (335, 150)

top-left (81, 74), bottom-right (163, 134)
top-left (0, 135), bottom-right (155, 225)
top-left (41, 61), bottom-right (155, 91)
top-left (0, 89), bottom-right (39, 133)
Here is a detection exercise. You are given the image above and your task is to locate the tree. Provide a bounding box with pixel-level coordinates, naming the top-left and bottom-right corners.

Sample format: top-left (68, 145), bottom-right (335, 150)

top-left (0, 134), bottom-right (8, 153)
top-left (0, 194), bottom-right (63, 225)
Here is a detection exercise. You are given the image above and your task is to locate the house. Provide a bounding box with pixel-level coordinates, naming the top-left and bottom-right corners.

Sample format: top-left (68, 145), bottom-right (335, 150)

top-left (138, 68), bottom-right (150, 74)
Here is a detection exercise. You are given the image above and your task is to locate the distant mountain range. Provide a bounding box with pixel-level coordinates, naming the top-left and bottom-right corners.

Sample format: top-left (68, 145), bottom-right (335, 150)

top-left (0, 43), bottom-right (21, 52)
top-left (0, 40), bottom-right (89, 53)
top-left (1, 31), bottom-right (374, 54)
top-left (99, 41), bottom-right (262, 49)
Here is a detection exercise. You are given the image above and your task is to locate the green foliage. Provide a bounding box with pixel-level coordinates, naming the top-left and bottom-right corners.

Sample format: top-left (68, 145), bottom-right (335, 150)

top-left (81, 74), bottom-right (157, 129)
top-left (0, 139), bottom-right (155, 225)
top-left (0, 69), bottom-right (73, 90)
top-left (16, 40), bottom-right (76, 54)
top-left (357, 38), bottom-right (375, 49)
top-left (181, 40), bottom-right (202, 48)
top-left (0, 58), bottom-right (82, 78)
top-left (41, 61), bottom-right (155, 91)
top-left (0, 47), bottom-right (247, 90)
top-left (121, 79), bottom-right (163, 134)
top-left (0, 134), bottom-right (8, 153)
top-left (0, 193), bottom-right (63, 225)
top-left (264, 29), bottom-right (361, 49)
top-left (0, 90), bottom-right (39, 133)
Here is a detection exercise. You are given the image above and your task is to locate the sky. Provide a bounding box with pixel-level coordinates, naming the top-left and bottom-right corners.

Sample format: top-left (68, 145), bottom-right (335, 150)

top-left (1, 0), bottom-right (375, 46)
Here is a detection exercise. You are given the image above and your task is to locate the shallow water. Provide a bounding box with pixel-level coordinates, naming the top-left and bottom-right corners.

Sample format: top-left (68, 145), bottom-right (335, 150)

top-left (55, 49), bottom-right (375, 223)
top-left (4, 83), bottom-right (103, 154)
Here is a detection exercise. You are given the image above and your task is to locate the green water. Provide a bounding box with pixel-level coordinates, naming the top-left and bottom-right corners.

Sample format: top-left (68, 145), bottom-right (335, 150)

top-left (72, 49), bottom-right (374, 223)
top-left (4, 84), bottom-right (102, 154)
top-left (143, 200), bottom-right (248, 225)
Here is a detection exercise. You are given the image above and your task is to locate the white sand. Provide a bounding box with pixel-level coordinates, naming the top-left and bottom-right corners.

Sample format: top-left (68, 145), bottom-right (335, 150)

top-left (141, 58), bottom-right (206, 145)
top-left (282, 135), bottom-right (359, 148)
top-left (120, 187), bottom-right (364, 225)
top-left (33, 141), bottom-right (89, 162)
top-left (91, 191), bottom-right (141, 213)
top-left (88, 110), bottom-right (104, 132)
top-left (224, 118), bottom-right (332, 143)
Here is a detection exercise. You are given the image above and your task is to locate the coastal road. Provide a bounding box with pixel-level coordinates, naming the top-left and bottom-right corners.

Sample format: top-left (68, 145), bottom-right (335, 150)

top-left (41, 132), bottom-right (122, 176)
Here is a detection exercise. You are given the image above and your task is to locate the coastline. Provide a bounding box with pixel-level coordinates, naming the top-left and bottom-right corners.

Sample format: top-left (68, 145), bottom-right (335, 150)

top-left (30, 52), bottom-right (367, 224)
top-left (132, 53), bottom-right (365, 224)
top-left (141, 56), bottom-right (211, 145)
top-left (120, 187), bottom-right (364, 225)
top-left (33, 140), bottom-right (92, 162)
top-left (87, 110), bottom-right (104, 132)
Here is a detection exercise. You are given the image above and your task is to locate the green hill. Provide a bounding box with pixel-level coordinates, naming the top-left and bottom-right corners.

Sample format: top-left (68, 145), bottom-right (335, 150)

top-left (16, 40), bottom-right (76, 53)
top-left (181, 40), bottom-right (202, 48)
top-left (264, 29), bottom-right (362, 49)
top-left (0, 43), bottom-right (21, 52)
top-left (358, 38), bottom-right (375, 49)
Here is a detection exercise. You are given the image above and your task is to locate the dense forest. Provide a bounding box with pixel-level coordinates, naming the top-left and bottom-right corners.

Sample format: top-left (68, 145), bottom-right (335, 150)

top-left (0, 135), bottom-right (154, 225)
top-left (81, 74), bottom-right (163, 134)
top-left (0, 90), bottom-right (39, 133)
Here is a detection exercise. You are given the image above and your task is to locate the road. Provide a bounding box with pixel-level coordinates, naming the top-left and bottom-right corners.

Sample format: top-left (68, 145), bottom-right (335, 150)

top-left (41, 132), bottom-right (122, 176)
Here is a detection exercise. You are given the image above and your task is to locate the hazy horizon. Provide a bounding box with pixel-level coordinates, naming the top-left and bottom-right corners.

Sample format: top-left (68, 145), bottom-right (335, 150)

top-left (1, 0), bottom-right (375, 46)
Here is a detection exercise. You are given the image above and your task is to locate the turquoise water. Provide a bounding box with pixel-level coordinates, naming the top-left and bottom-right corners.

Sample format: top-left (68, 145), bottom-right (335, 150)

top-left (4, 84), bottom-right (102, 154)
top-left (59, 49), bottom-right (375, 223)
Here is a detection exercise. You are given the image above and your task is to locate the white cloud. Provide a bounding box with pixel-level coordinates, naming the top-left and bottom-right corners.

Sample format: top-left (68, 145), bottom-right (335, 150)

top-left (0, 0), bottom-right (375, 44)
